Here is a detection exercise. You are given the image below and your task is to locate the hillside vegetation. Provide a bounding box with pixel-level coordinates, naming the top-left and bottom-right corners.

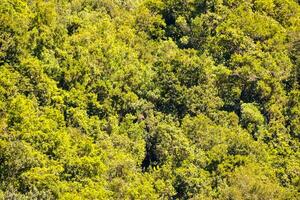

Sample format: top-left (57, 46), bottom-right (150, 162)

top-left (0, 0), bottom-right (300, 199)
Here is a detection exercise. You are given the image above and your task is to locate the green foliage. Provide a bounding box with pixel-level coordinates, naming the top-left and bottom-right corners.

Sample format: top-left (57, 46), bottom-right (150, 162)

top-left (0, 0), bottom-right (299, 199)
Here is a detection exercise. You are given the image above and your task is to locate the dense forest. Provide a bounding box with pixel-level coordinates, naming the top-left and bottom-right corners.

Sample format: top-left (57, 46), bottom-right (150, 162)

top-left (0, 0), bottom-right (299, 199)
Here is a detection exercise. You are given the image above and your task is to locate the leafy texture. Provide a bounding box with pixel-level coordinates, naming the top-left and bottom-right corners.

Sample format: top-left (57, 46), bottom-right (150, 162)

top-left (0, 0), bottom-right (299, 199)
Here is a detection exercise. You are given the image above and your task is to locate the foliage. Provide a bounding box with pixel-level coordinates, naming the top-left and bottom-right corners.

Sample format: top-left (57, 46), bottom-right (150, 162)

top-left (0, 0), bottom-right (299, 199)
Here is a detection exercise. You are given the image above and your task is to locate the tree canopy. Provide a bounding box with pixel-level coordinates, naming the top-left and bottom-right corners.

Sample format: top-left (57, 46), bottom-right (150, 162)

top-left (0, 0), bottom-right (299, 199)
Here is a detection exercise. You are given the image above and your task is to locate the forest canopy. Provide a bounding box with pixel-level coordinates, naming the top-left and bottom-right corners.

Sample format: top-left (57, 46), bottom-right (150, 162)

top-left (0, 0), bottom-right (299, 199)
